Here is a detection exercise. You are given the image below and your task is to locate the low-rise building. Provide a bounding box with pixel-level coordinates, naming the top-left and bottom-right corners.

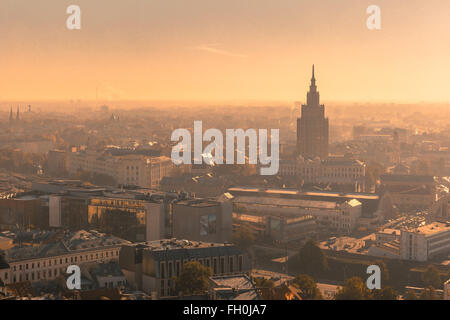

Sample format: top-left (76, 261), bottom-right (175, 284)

top-left (399, 222), bottom-right (450, 262)
top-left (119, 239), bottom-right (251, 298)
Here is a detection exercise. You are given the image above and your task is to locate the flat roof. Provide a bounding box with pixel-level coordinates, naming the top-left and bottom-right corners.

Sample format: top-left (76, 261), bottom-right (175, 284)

top-left (410, 222), bottom-right (450, 235)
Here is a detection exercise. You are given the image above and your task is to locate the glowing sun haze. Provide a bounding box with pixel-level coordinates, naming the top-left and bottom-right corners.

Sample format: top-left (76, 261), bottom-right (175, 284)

top-left (0, 0), bottom-right (449, 102)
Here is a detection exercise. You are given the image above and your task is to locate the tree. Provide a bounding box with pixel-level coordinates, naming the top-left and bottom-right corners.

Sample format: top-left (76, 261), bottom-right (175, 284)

top-left (175, 262), bottom-right (212, 295)
top-left (296, 239), bottom-right (328, 277)
top-left (421, 265), bottom-right (441, 289)
top-left (371, 286), bottom-right (398, 300)
top-left (335, 277), bottom-right (370, 300)
top-left (293, 274), bottom-right (322, 300)
top-left (419, 286), bottom-right (438, 300)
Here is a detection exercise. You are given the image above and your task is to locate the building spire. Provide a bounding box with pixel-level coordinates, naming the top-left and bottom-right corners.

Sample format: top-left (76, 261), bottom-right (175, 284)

top-left (306, 64), bottom-right (320, 106)
top-left (309, 64), bottom-right (317, 93)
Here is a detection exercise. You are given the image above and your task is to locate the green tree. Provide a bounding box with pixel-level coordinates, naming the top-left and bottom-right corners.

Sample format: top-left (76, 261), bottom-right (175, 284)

top-left (335, 277), bottom-right (370, 300)
top-left (175, 261), bottom-right (212, 295)
top-left (421, 265), bottom-right (441, 288)
top-left (296, 239), bottom-right (328, 277)
top-left (371, 286), bottom-right (398, 300)
top-left (293, 274), bottom-right (322, 300)
top-left (419, 286), bottom-right (438, 300)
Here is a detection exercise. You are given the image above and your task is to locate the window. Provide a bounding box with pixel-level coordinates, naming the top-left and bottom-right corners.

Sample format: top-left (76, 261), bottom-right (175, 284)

top-left (229, 257), bottom-right (234, 273)
top-left (160, 262), bottom-right (165, 278)
top-left (238, 255), bottom-right (243, 272)
top-left (168, 262), bottom-right (172, 278)
top-left (220, 257), bottom-right (225, 274)
top-left (213, 258), bottom-right (218, 274)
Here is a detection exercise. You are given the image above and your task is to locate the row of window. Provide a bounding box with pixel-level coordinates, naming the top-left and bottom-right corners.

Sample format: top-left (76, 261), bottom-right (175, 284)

top-left (159, 255), bottom-right (244, 280)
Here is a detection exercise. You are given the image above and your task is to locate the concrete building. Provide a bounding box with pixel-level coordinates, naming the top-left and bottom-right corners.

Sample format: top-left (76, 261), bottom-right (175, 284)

top-left (119, 239), bottom-right (251, 298)
top-left (296, 65), bottom-right (329, 159)
top-left (231, 194), bottom-right (362, 234)
top-left (0, 195), bottom-right (49, 230)
top-left (172, 196), bottom-right (233, 243)
top-left (399, 222), bottom-right (450, 261)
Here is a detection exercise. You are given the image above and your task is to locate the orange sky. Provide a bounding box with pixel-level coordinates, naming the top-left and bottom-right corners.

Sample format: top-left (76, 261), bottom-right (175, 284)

top-left (1, 0), bottom-right (450, 102)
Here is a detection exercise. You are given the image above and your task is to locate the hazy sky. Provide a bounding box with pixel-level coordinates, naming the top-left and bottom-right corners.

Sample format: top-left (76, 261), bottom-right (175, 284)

top-left (1, 0), bottom-right (450, 102)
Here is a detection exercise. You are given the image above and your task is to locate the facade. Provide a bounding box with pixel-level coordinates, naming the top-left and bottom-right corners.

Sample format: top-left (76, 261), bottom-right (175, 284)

top-left (0, 195), bottom-right (49, 230)
top-left (233, 212), bottom-right (316, 243)
top-left (297, 65), bottom-right (329, 159)
top-left (119, 239), bottom-right (251, 298)
top-left (279, 157), bottom-right (366, 191)
top-left (399, 222), bottom-right (450, 261)
top-left (47, 149), bottom-right (69, 176)
top-left (172, 196), bottom-right (233, 244)
top-left (0, 230), bottom-right (129, 286)
top-left (231, 194), bottom-right (362, 234)
top-left (68, 148), bottom-right (173, 188)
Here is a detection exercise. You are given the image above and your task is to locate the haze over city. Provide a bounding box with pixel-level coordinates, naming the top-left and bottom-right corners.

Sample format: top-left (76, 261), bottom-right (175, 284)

top-left (0, 0), bottom-right (449, 306)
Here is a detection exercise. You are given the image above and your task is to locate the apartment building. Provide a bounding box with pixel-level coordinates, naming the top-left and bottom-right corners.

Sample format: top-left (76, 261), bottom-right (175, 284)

top-left (400, 222), bottom-right (450, 261)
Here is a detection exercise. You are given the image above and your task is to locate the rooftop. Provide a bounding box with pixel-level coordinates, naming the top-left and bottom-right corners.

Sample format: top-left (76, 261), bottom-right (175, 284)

top-left (408, 222), bottom-right (450, 236)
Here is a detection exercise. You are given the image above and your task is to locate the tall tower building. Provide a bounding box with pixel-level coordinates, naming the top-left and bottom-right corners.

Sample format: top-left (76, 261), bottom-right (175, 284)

top-left (296, 65), bottom-right (329, 159)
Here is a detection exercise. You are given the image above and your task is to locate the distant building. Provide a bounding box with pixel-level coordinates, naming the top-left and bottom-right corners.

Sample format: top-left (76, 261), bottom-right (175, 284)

top-left (230, 191), bottom-right (361, 234)
top-left (172, 196), bottom-right (233, 243)
top-left (279, 157), bottom-right (366, 191)
top-left (296, 65), bottom-right (329, 159)
top-left (378, 174), bottom-right (437, 210)
top-left (68, 148), bottom-right (174, 188)
top-left (399, 222), bottom-right (450, 261)
top-left (119, 240), bottom-right (251, 298)
top-left (0, 195), bottom-right (49, 230)
top-left (228, 187), bottom-right (392, 233)
top-left (47, 150), bottom-right (68, 176)
top-left (430, 193), bottom-right (450, 223)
